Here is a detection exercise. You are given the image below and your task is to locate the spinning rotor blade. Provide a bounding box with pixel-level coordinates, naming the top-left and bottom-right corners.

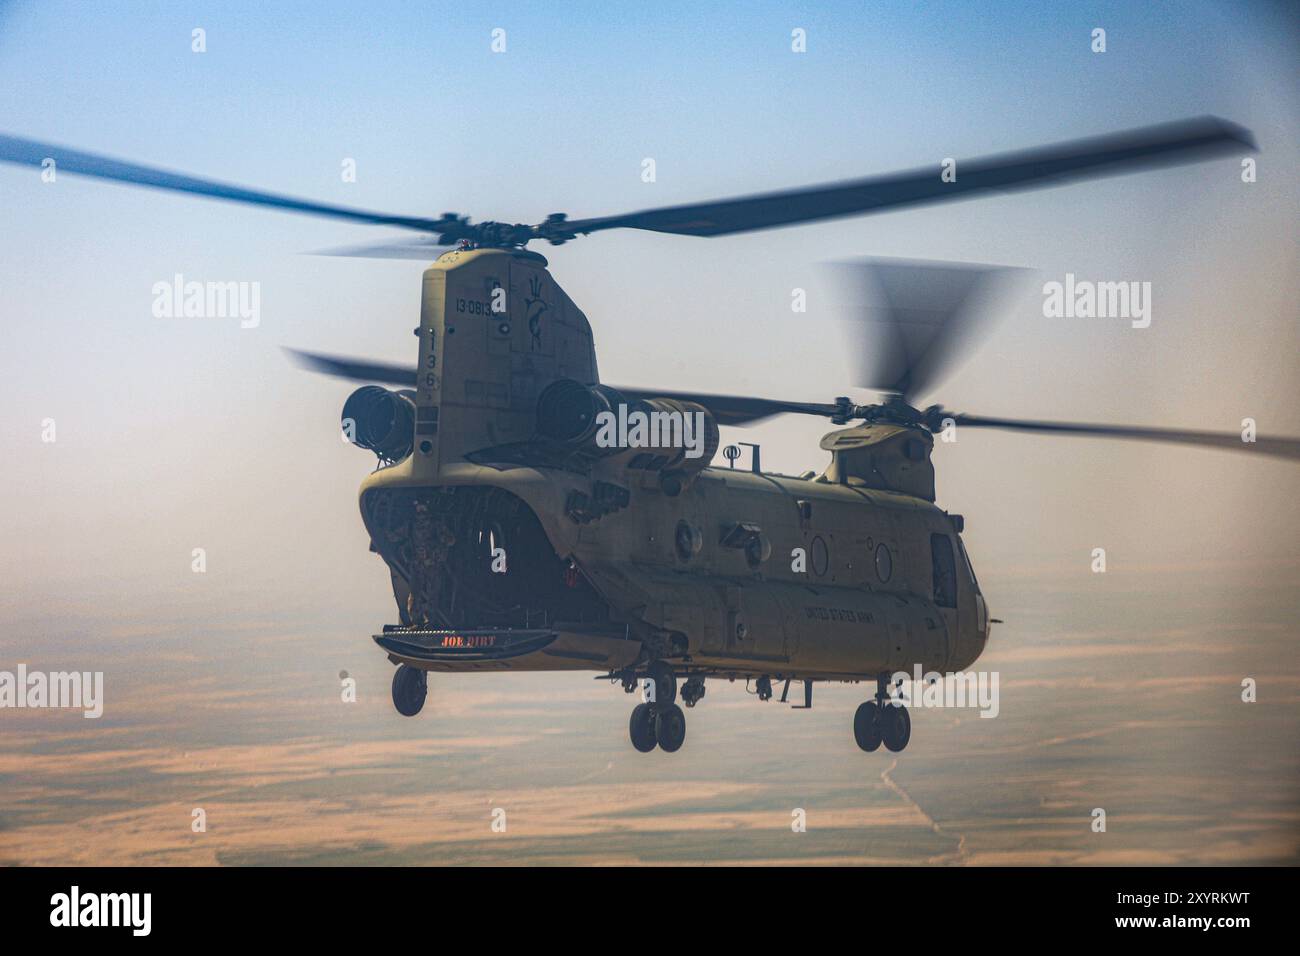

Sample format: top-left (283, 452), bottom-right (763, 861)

top-left (947, 413), bottom-right (1300, 460)
top-left (837, 258), bottom-right (1020, 403)
top-left (310, 238), bottom-right (453, 260)
top-left (285, 343), bottom-right (831, 419)
top-left (287, 346), bottom-right (1300, 461)
top-left (564, 116), bottom-right (1253, 239)
top-left (618, 255), bottom-right (1022, 423)
top-left (0, 133), bottom-right (459, 233)
top-left (287, 347), bottom-right (836, 424)
top-left (612, 387), bottom-right (841, 426)
top-left (286, 348), bottom-right (416, 387)
top-left (0, 116), bottom-right (1252, 248)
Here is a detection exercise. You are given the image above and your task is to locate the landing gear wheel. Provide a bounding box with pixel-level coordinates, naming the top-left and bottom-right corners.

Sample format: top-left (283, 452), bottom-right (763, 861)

top-left (854, 701), bottom-right (883, 752)
top-left (646, 661), bottom-right (677, 705)
top-left (392, 664), bottom-right (427, 717)
top-left (629, 703), bottom-right (658, 752)
top-left (881, 704), bottom-right (911, 752)
top-left (654, 703), bottom-right (687, 753)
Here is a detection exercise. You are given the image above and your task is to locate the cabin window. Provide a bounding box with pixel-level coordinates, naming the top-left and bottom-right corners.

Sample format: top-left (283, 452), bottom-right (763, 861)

top-left (930, 533), bottom-right (957, 608)
top-left (811, 536), bottom-right (829, 576)
top-left (874, 543), bottom-right (893, 582)
top-left (675, 521), bottom-right (702, 561)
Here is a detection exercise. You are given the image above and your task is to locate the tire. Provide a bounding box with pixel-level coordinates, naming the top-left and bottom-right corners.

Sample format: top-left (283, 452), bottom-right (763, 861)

top-left (854, 701), bottom-right (883, 752)
top-left (629, 703), bottom-right (658, 752)
top-left (654, 703), bottom-right (687, 753)
top-left (392, 664), bottom-right (427, 717)
top-left (882, 704), bottom-right (911, 752)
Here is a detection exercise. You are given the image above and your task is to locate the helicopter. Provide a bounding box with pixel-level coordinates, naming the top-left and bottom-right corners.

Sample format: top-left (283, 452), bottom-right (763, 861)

top-left (4, 116), bottom-right (1297, 756)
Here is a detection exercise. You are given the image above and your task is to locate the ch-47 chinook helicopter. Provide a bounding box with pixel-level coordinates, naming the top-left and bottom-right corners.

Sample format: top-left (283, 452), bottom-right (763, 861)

top-left (5, 116), bottom-right (1298, 755)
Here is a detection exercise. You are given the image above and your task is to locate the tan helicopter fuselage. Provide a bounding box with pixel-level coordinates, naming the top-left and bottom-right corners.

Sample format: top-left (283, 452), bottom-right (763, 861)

top-left (357, 248), bottom-right (990, 682)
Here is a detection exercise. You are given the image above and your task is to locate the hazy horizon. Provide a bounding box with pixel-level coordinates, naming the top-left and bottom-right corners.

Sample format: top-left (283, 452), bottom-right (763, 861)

top-left (1, 0), bottom-right (1297, 865)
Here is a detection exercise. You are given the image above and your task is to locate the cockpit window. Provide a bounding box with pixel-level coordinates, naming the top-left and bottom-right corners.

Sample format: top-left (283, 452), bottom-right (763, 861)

top-left (955, 534), bottom-right (980, 588)
top-left (931, 533), bottom-right (957, 608)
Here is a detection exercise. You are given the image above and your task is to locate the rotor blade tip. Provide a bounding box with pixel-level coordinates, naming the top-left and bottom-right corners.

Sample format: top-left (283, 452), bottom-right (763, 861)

top-left (1204, 115), bottom-right (1258, 151)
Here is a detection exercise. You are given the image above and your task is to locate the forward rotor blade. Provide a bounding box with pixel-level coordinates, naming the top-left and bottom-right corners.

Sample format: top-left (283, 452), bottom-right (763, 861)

top-left (286, 348), bottom-right (416, 387)
top-left (612, 387), bottom-right (840, 426)
top-left (1, 116), bottom-right (1253, 247)
top-left (837, 257), bottom-right (1020, 403)
top-left (950, 413), bottom-right (1300, 460)
top-left (0, 133), bottom-right (456, 233)
top-left (563, 116), bottom-right (1254, 239)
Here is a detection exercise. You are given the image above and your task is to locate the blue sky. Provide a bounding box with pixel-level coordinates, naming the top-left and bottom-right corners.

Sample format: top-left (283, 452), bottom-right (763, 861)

top-left (0, 0), bottom-right (1296, 613)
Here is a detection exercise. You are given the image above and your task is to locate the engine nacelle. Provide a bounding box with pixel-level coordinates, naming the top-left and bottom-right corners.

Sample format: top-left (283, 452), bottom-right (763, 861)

top-left (342, 386), bottom-right (416, 462)
top-left (536, 379), bottom-right (720, 485)
top-left (536, 378), bottom-right (620, 448)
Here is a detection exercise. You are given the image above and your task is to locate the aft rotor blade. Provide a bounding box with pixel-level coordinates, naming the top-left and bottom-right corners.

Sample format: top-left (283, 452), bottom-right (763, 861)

top-left (837, 257), bottom-right (1021, 403)
top-left (563, 116), bottom-right (1254, 239)
top-left (0, 133), bottom-right (456, 233)
top-left (612, 387), bottom-right (840, 426)
top-left (309, 238), bottom-right (453, 260)
top-left (286, 348), bottom-right (417, 387)
top-left (950, 413), bottom-right (1300, 460)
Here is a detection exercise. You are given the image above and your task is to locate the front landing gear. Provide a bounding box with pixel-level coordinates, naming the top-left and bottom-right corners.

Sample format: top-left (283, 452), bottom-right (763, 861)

top-left (853, 701), bottom-right (883, 752)
top-left (882, 702), bottom-right (911, 752)
top-left (854, 673), bottom-right (910, 753)
top-left (392, 664), bottom-right (427, 717)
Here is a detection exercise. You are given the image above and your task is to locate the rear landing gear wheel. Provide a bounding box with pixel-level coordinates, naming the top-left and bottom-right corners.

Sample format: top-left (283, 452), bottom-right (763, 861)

top-left (629, 703), bottom-right (657, 752)
top-left (882, 704), bottom-right (911, 752)
top-left (853, 701), bottom-right (883, 752)
top-left (392, 664), bottom-right (427, 717)
top-left (654, 703), bottom-right (687, 752)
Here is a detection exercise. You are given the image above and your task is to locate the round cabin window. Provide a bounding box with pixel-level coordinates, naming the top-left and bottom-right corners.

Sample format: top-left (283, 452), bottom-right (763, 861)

top-left (875, 543), bottom-right (893, 582)
top-left (811, 536), bottom-right (829, 576)
top-left (675, 521), bottom-right (702, 561)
